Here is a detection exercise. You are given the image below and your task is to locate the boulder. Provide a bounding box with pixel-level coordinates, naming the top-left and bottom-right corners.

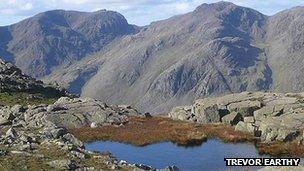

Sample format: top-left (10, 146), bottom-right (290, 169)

top-left (61, 133), bottom-right (84, 148)
top-left (244, 116), bottom-right (254, 123)
top-left (227, 100), bottom-right (261, 117)
top-left (11, 105), bottom-right (26, 116)
top-left (5, 127), bottom-right (17, 139)
top-left (42, 127), bottom-right (68, 139)
top-left (48, 159), bottom-right (77, 170)
top-left (221, 112), bottom-right (242, 125)
top-left (0, 107), bottom-right (14, 125)
top-left (265, 97), bottom-right (298, 106)
top-left (168, 106), bottom-right (192, 121)
top-left (45, 97), bottom-right (135, 128)
top-left (258, 114), bottom-right (304, 142)
top-left (253, 105), bottom-right (283, 122)
top-left (192, 100), bottom-right (220, 123)
top-left (216, 92), bottom-right (265, 106)
top-left (235, 121), bottom-right (255, 133)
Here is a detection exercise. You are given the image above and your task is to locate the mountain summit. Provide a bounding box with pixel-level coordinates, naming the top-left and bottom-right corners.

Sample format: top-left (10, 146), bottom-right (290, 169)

top-left (0, 9), bottom-right (137, 77)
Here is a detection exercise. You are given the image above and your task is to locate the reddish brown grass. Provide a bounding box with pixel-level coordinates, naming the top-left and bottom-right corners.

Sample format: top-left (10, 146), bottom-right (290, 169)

top-left (69, 116), bottom-right (304, 156)
top-left (257, 142), bottom-right (304, 157)
top-left (69, 116), bottom-right (253, 146)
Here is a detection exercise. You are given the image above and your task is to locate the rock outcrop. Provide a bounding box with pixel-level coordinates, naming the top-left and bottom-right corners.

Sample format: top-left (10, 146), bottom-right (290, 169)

top-left (169, 92), bottom-right (304, 144)
top-left (0, 59), bottom-right (65, 95)
top-left (2, 96), bottom-right (140, 129)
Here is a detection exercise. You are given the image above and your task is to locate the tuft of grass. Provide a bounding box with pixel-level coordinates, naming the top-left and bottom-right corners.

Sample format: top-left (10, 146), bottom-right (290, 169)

top-left (69, 116), bottom-right (254, 146)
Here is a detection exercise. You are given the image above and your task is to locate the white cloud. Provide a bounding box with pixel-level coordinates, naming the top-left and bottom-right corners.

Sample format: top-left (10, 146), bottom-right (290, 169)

top-left (22, 3), bottom-right (33, 10)
top-left (0, 0), bottom-right (304, 26)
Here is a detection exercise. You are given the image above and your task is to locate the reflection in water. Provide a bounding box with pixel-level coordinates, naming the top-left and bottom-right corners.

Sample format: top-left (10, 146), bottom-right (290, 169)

top-left (85, 139), bottom-right (267, 171)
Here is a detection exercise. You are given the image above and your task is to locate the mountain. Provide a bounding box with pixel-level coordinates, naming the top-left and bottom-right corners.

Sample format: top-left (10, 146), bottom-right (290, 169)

top-left (45, 2), bottom-right (272, 113)
top-left (0, 9), bottom-right (137, 77)
top-left (2, 2), bottom-right (304, 113)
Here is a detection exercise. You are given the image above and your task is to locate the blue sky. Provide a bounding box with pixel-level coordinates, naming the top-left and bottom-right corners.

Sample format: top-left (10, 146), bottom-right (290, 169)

top-left (0, 0), bottom-right (304, 26)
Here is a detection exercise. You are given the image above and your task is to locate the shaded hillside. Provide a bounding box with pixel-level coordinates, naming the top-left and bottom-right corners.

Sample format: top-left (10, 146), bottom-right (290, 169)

top-left (0, 10), bottom-right (137, 77)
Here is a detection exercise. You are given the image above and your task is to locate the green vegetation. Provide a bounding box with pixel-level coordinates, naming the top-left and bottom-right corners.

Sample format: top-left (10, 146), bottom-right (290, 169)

top-left (0, 144), bottom-right (123, 171)
top-left (0, 92), bottom-right (61, 106)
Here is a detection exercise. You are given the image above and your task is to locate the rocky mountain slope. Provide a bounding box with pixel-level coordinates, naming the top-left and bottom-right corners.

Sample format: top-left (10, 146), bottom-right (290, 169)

top-left (0, 59), bottom-right (65, 99)
top-left (0, 10), bottom-right (137, 77)
top-left (3, 2), bottom-right (304, 113)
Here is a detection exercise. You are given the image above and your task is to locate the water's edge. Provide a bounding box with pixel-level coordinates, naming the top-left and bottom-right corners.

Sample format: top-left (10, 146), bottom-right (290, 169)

top-left (85, 139), bottom-right (267, 171)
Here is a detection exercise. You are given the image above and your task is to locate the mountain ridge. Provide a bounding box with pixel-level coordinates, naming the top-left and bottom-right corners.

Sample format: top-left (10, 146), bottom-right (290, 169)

top-left (1, 2), bottom-right (304, 113)
top-left (0, 9), bottom-right (138, 77)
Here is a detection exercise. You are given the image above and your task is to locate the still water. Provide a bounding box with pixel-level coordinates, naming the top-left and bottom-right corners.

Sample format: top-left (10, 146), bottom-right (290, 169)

top-left (85, 139), bottom-right (266, 171)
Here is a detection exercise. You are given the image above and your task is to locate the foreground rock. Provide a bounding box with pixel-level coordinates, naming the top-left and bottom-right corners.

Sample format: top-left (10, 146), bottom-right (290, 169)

top-left (0, 96), bottom-right (181, 170)
top-left (169, 92), bottom-right (304, 144)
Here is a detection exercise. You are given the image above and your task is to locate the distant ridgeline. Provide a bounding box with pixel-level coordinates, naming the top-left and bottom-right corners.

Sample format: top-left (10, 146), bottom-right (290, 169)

top-left (0, 58), bottom-right (67, 105)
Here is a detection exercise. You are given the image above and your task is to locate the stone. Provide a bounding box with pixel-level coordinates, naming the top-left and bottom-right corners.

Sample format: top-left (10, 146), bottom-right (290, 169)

top-left (10, 151), bottom-right (31, 156)
top-left (265, 97), bottom-right (298, 106)
top-left (0, 149), bottom-right (8, 156)
top-left (221, 112), bottom-right (242, 125)
top-left (0, 107), bottom-right (14, 125)
top-left (158, 166), bottom-right (181, 171)
top-left (70, 151), bottom-right (85, 159)
top-left (19, 135), bottom-right (32, 144)
top-left (144, 113), bottom-right (152, 118)
top-left (48, 159), bottom-right (77, 170)
top-left (227, 100), bottom-right (261, 117)
top-left (244, 116), bottom-right (255, 123)
top-left (11, 105), bottom-right (25, 116)
top-left (134, 164), bottom-right (152, 170)
top-left (62, 133), bottom-right (84, 148)
top-left (44, 97), bottom-right (138, 128)
top-left (192, 101), bottom-right (220, 123)
top-left (253, 106), bottom-right (283, 121)
top-left (111, 165), bottom-right (119, 170)
top-left (258, 113), bottom-right (304, 142)
top-left (46, 105), bottom-right (67, 112)
top-left (90, 122), bottom-right (98, 128)
top-left (42, 127), bottom-right (68, 139)
top-left (5, 127), bottom-right (17, 139)
top-left (168, 106), bottom-right (192, 121)
top-left (235, 121), bottom-right (255, 133)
